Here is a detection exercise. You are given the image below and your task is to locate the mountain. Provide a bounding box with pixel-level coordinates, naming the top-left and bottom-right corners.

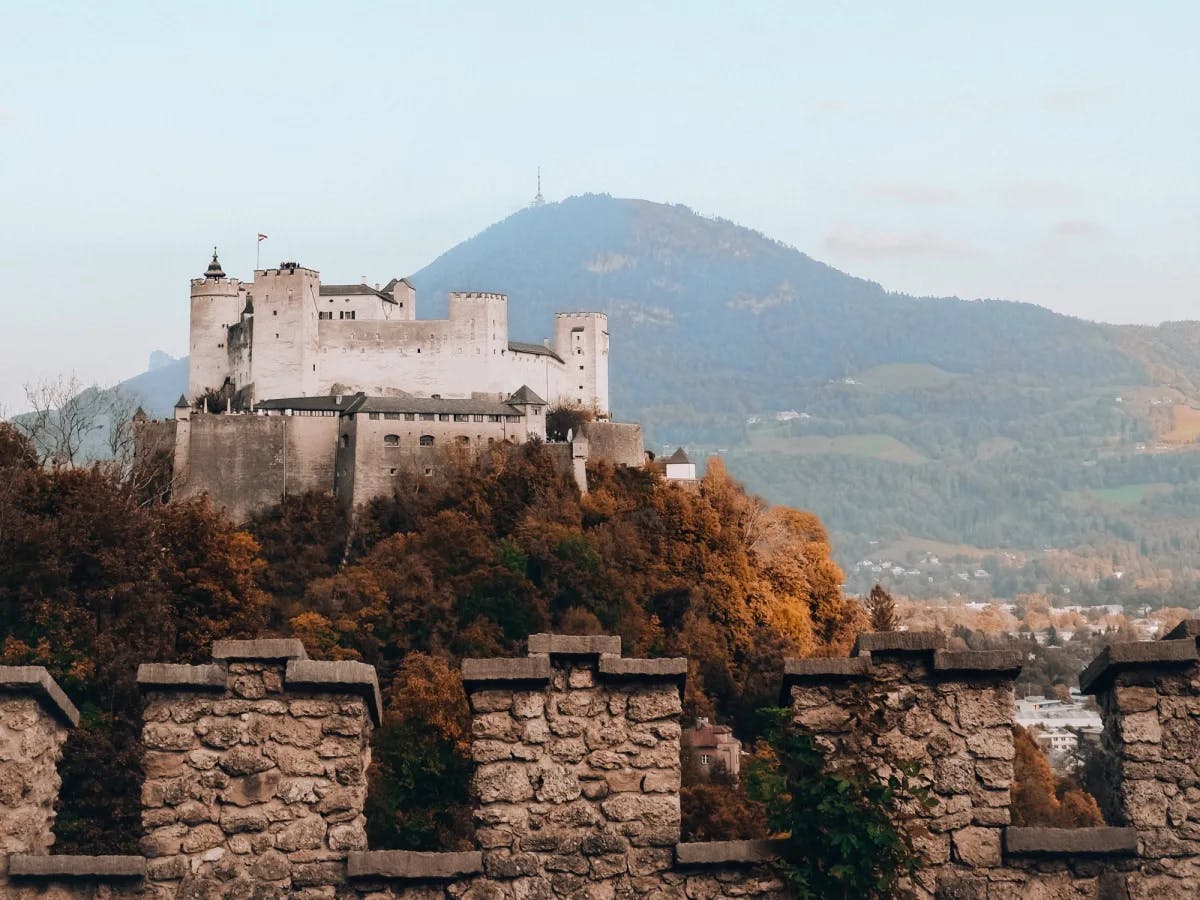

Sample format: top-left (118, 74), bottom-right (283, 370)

top-left (407, 195), bottom-right (1200, 604)
top-left (114, 194), bottom-right (1200, 605)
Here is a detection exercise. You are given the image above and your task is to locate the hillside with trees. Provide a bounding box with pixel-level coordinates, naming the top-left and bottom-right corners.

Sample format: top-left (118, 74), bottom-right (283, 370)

top-left (0, 421), bottom-right (861, 852)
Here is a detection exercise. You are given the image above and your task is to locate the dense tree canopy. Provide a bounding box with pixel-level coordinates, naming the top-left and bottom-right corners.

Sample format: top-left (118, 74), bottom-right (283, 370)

top-left (0, 424), bottom-right (860, 850)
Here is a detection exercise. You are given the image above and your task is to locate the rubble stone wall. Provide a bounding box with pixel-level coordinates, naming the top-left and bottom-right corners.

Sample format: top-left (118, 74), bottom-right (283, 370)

top-left (5, 630), bottom-right (1200, 898)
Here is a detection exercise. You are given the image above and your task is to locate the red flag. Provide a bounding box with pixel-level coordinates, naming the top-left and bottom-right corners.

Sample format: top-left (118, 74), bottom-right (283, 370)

top-left (257, 233), bottom-right (268, 241)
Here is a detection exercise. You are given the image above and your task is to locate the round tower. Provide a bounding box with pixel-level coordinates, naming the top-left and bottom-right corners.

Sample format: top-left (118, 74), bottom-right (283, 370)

top-left (188, 248), bottom-right (242, 401)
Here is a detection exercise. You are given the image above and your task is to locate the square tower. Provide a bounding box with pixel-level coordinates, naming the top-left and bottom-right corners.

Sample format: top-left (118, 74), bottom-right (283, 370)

top-left (249, 263), bottom-right (321, 401)
top-left (555, 312), bottom-right (610, 417)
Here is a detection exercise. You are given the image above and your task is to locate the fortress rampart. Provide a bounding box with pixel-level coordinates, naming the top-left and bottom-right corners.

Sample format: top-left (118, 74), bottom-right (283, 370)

top-left (4, 627), bottom-right (1200, 898)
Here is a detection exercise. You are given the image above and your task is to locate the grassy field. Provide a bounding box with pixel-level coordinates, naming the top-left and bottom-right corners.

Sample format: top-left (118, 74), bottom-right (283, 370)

top-left (1163, 406), bottom-right (1200, 443)
top-left (849, 363), bottom-right (959, 392)
top-left (748, 432), bottom-right (929, 464)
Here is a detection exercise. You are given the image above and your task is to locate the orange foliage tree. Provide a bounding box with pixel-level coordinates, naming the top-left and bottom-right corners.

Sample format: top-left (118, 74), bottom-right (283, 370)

top-left (1011, 725), bottom-right (1103, 827)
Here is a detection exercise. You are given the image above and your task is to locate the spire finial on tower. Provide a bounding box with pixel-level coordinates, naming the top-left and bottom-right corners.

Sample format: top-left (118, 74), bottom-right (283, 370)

top-left (205, 247), bottom-right (226, 279)
top-left (532, 166), bottom-right (545, 207)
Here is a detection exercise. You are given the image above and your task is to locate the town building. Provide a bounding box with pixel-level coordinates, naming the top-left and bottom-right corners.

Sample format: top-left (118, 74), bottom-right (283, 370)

top-left (682, 716), bottom-right (742, 779)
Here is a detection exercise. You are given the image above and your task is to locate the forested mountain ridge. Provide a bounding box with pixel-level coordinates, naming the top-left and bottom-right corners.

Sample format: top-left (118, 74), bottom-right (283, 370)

top-left (109, 194), bottom-right (1200, 604)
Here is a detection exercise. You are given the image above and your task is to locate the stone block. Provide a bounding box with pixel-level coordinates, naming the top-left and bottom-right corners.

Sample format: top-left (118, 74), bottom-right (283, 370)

top-left (136, 663), bottom-right (226, 692)
top-left (933, 649), bottom-right (1023, 674)
top-left (1079, 639), bottom-right (1198, 694)
top-left (211, 638), bottom-right (308, 661)
top-left (674, 839), bottom-right (786, 865)
top-left (527, 633), bottom-right (621, 657)
top-left (1004, 826), bottom-right (1138, 856)
top-left (8, 854), bottom-right (147, 878)
top-left (952, 827), bottom-right (1002, 866)
top-left (285, 658), bottom-right (382, 724)
top-left (598, 657), bottom-right (688, 679)
top-left (852, 631), bottom-right (944, 657)
top-left (0, 665), bottom-right (80, 726)
top-left (463, 657), bottom-right (553, 687)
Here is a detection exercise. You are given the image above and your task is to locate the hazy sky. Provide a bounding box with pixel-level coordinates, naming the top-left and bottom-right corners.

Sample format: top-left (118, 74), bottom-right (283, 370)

top-left (2, 2), bottom-right (1198, 413)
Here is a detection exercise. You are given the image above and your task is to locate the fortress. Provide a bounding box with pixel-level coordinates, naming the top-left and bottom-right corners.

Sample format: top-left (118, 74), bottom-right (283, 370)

top-left (140, 252), bottom-right (644, 520)
top-left (187, 253), bottom-right (609, 415)
top-left (5, 627), bottom-right (1200, 898)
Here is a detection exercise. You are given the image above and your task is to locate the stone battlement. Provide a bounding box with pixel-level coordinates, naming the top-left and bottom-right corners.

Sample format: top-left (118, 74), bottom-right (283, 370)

top-left (5, 629), bottom-right (1200, 897)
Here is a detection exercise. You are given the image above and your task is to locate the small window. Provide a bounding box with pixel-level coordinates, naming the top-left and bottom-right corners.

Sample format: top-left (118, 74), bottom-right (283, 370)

top-left (438, 413), bottom-right (450, 422)
top-left (368, 412), bottom-right (380, 420)
top-left (384, 412), bottom-right (401, 420)
top-left (453, 414), bottom-right (470, 422)
top-left (700, 754), bottom-right (710, 766)
top-left (388, 467), bottom-right (397, 476)
top-left (472, 414), bottom-right (484, 423)
top-left (273, 310), bottom-right (278, 316)
top-left (419, 435), bottom-right (434, 447)
top-left (457, 435), bottom-right (470, 445)
top-left (420, 413), bottom-right (436, 422)
top-left (488, 415), bottom-right (502, 423)
top-left (423, 466), bottom-right (434, 477)
top-left (340, 434), bottom-right (349, 448)
top-left (404, 413), bottom-right (416, 421)
top-left (580, 365), bottom-right (585, 371)
top-left (384, 434), bottom-right (400, 447)
top-left (318, 311), bottom-right (333, 320)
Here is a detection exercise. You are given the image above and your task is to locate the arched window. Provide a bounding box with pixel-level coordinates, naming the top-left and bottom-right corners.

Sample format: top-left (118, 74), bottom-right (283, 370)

top-left (419, 434), bottom-right (434, 447)
top-left (384, 434), bottom-right (400, 447)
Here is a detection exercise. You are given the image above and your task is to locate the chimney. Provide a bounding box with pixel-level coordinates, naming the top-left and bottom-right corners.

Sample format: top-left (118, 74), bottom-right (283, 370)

top-left (361, 275), bottom-right (367, 285)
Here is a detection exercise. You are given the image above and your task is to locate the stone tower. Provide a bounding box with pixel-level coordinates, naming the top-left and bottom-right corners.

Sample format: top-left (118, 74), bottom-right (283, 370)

top-left (249, 262), bottom-right (322, 401)
top-left (188, 250), bottom-right (243, 400)
top-left (555, 312), bottom-right (610, 416)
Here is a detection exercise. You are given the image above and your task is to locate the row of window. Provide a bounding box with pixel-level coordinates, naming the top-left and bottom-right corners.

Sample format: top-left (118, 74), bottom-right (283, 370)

top-left (384, 434), bottom-right (473, 447)
top-left (317, 311), bottom-right (357, 320)
top-left (367, 412), bottom-right (520, 423)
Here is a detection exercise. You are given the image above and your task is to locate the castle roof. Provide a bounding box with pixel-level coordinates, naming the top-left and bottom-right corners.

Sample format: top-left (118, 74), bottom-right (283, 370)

top-left (359, 396), bottom-right (529, 417)
top-left (683, 722), bottom-right (737, 750)
top-left (175, 394), bottom-right (189, 409)
top-left (507, 385), bottom-right (546, 406)
top-left (255, 394), bottom-right (368, 414)
top-left (204, 249), bottom-right (225, 279)
top-left (508, 340), bottom-right (564, 363)
top-left (665, 447), bottom-right (692, 465)
top-left (382, 277), bottom-right (415, 292)
top-left (253, 394), bottom-right (534, 418)
top-left (319, 284), bottom-right (398, 304)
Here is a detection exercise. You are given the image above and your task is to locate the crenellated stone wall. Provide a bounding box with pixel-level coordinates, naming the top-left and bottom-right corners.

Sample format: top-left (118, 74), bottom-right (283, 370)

top-left (0, 668), bottom-right (78, 893)
top-left (6, 629), bottom-right (1200, 898)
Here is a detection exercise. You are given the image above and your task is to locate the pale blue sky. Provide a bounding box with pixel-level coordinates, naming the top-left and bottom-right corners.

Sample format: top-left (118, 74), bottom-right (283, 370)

top-left (2, 2), bottom-right (1198, 412)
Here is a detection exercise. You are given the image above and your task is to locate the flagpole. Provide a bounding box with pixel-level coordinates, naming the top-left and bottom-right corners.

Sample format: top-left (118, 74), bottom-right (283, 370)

top-left (256, 236), bottom-right (261, 272)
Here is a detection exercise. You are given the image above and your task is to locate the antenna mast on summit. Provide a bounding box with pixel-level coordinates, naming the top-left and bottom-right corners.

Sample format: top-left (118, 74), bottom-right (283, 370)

top-left (532, 167), bottom-right (545, 207)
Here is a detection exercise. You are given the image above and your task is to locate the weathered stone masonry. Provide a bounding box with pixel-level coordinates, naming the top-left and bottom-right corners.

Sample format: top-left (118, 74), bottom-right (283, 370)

top-left (5, 627), bottom-right (1200, 898)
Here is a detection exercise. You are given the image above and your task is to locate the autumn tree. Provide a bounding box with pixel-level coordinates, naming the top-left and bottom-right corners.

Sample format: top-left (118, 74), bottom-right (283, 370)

top-left (1011, 725), bottom-right (1103, 827)
top-left (866, 583), bottom-right (898, 632)
top-left (0, 440), bottom-right (269, 851)
top-left (365, 654), bottom-right (473, 849)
